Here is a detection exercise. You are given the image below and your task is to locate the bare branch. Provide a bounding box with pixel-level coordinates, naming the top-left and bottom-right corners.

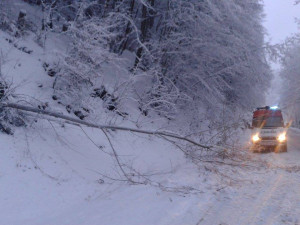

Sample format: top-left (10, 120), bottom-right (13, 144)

top-left (1, 102), bottom-right (214, 150)
top-left (100, 128), bottom-right (138, 184)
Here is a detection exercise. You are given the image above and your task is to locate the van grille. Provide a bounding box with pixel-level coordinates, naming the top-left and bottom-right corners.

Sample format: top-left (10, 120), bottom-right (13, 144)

top-left (261, 137), bottom-right (277, 140)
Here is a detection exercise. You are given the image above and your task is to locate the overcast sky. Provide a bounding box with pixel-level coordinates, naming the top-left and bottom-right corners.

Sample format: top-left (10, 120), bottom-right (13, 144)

top-left (264, 0), bottom-right (299, 44)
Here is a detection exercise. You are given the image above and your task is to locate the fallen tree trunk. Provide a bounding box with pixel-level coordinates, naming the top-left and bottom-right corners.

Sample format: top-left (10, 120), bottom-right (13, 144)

top-left (1, 102), bottom-right (213, 149)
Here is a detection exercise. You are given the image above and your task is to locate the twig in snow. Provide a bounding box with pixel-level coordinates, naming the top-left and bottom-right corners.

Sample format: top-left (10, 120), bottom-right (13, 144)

top-left (100, 128), bottom-right (139, 184)
top-left (23, 129), bottom-right (63, 181)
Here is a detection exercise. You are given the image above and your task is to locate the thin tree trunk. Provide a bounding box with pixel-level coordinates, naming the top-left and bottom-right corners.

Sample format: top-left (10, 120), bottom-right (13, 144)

top-left (118, 0), bottom-right (135, 54)
top-left (134, 1), bottom-right (148, 68)
top-left (1, 102), bottom-right (212, 149)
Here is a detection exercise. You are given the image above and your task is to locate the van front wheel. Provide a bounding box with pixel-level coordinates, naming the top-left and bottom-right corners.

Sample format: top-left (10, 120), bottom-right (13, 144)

top-left (251, 144), bottom-right (261, 153)
top-left (275, 144), bottom-right (287, 153)
top-left (281, 144), bottom-right (287, 152)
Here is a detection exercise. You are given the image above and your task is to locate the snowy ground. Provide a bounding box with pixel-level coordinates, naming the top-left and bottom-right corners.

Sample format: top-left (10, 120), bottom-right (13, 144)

top-left (0, 121), bottom-right (299, 225)
top-left (0, 118), bottom-right (217, 225)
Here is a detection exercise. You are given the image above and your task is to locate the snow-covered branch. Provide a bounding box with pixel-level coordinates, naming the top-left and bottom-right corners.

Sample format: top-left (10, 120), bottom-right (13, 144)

top-left (1, 102), bottom-right (213, 149)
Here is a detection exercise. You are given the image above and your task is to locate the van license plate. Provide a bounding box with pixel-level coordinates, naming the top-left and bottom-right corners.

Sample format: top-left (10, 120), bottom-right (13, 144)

top-left (261, 140), bottom-right (277, 146)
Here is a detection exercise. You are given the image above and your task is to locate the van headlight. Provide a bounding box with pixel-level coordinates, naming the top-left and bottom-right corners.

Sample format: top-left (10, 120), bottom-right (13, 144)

top-left (277, 133), bottom-right (286, 142)
top-left (252, 134), bottom-right (260, 143)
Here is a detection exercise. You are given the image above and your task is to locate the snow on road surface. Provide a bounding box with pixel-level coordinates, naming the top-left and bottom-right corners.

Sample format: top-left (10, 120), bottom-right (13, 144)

top-left (198, 128), bottom-right (300, 225)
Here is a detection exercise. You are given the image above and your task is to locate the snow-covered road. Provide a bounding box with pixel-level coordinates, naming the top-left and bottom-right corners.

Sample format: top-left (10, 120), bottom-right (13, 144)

top-left (198, 128), bottom-right (300, 225)
top-left (1, 124), bottom-right (300, 225)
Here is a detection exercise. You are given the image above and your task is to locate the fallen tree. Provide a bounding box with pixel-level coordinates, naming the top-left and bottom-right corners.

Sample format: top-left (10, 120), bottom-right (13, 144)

top-left (1, 102), bottom-right (213, 149)
top-left (0, 102), bottom-right (218, 184)
top-left (1, 102), bottom-right (259, 188)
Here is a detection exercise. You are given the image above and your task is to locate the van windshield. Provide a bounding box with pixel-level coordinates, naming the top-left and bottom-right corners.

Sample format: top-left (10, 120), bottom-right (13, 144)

top-left (252, 117), bottom-right (284, 128)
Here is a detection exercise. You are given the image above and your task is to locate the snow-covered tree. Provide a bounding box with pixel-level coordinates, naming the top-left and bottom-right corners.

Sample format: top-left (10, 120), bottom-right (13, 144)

top-left (133, 0), bottom-right (271, 129)
top-left (279, 8), bottom-right (300, 127)
top-left (279, 41), bottom-right (300, 126)
top-left (34, 0), bottom-right (271, 133)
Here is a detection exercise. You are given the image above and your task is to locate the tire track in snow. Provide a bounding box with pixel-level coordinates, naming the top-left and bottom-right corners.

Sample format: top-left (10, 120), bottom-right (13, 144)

top-left (242, 174), bottom-right (283, 225)
top-left (197, 129), bottom-right (300, 225)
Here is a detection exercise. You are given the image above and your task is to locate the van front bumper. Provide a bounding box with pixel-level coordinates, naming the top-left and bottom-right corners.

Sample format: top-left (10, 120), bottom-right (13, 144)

top-left (259, 140), bottom-right (285, 146)
top-left (253, 136), bottom-right (286, 146)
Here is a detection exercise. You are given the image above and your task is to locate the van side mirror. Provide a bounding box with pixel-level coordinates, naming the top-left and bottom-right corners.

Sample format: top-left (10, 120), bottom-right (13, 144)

top-left (285, 122), bottom-right (291, 128)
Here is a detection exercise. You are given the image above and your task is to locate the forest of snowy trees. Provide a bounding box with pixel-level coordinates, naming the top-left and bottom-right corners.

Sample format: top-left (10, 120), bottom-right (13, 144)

top-left (280, 40), bottom-right (300, 123)
top-left (0, 0), bottom-right (271, 136)
top-left (279, 5), bottom-right (300, 127)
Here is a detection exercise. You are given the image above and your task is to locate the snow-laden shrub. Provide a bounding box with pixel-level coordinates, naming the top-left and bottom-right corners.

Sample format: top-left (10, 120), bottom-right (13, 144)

top-left (0, 11), bottom-right (17, 34)
top-left (0, 5), bottom-right (36, 37)
top-left (52, 16), bottom-right (129, 118)
top-left (0, 80), bottom-right (26, 135)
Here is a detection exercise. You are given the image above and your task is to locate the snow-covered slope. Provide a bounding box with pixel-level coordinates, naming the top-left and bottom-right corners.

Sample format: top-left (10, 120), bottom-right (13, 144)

top-left (0, 19), bottom-right (220, 224)
top-left (0, 122), bottom-right (213, 225)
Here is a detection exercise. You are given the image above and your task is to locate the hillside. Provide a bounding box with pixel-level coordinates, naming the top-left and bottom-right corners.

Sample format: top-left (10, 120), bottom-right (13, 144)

top-left (0, 2), bottom-right (224, 224)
